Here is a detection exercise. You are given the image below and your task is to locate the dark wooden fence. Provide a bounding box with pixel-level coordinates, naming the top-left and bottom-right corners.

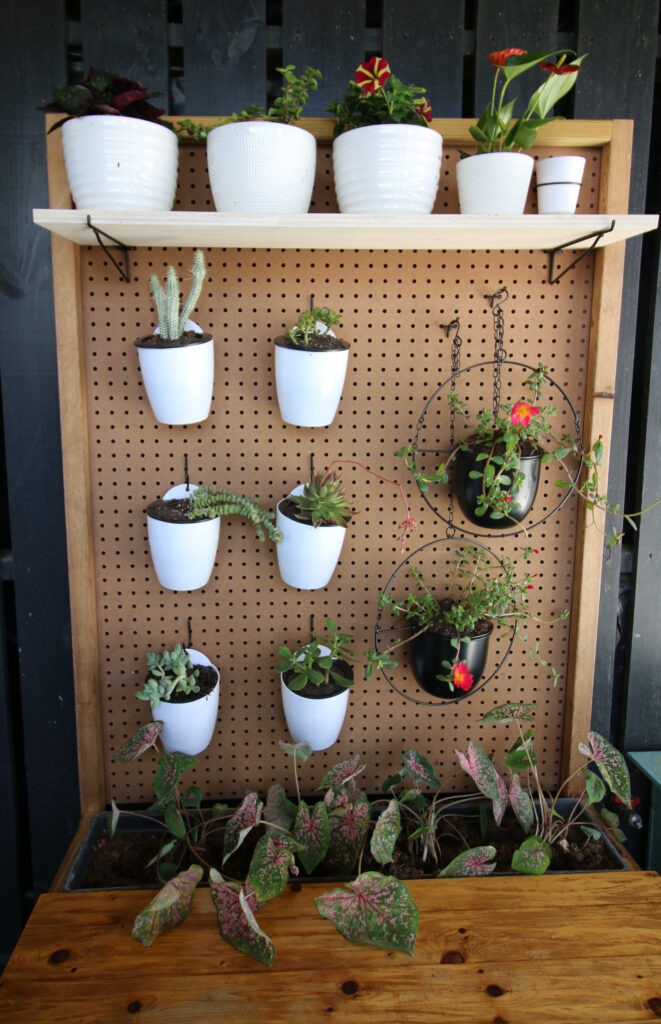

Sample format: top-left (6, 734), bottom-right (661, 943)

top-left (0, 0), bottom-right (659, 964)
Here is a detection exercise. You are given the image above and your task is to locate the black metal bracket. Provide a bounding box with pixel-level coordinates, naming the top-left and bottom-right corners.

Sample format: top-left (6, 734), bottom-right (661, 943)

top-left (86, 216), bottom-right (135, 282)
top-left (545, 219), bottom-right (616, 285)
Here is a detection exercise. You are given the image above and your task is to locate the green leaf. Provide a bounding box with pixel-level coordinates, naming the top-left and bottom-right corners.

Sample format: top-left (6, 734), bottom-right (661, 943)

top-left (209, 870), bottom-right (274, 967)
top-left (107, 799), bottom-right (121, 839)
top-left (154, 751), bottom-right (197, 805)
top-left (132, 865), bottom-right (203, 947)
top-left (223, 792), bottom-right (263, 864)
top-left (320, 754), bottom-right (367, 789)
top-left (381, 771), bottom-right (404, 793)
top-left (578, 732), bottom-right (632, 806)
top-left (402, 749), bottom-right (440, 788)
top-left (164, 803), bottom-right (186, 839)
top-left (326, 792), bottom-right (370, 872)
top-left (248, 832), bottom-right (300, 902)
top-left (292, 800), bottom-right (330, 874)
top-left (511, 836), bottom-right (551, 875)
top-left (113, 721), bottom-right (163, 762)
top-left (481, 702), bottom-right (538, 724)
top-left (370, 800), bottom-right (401, 866)
top-left (438, 846), bottom-right (497, 877)
top-left (580, 825), bottom-right (602, 841)
top-left (315, 872), bottom-right (418, 955)
top-left (583, 768), bottom-right (606, 806)
top-left (278, 738), bottom-right (313, 763)
top-left (264, 783), bottom-right (297, 831)
top-left (508, 774), bottom-right (534, 834)
top-left (182, 785), bottom-right (203, 808)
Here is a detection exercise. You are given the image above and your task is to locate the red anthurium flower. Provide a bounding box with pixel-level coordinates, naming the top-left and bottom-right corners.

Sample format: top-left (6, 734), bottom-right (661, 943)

top-left (488, 47), bottom-right (527, 66)
top-left (510, 400), bottom-right (541, 427)
top-left (453, 662), bottom-right (473, 692)
top-left (354, 57), bottom-right (391, 94)
top-left (415, 98), bottom-right (433, 123)
top-left (539, 61), bottom-right (581, 75)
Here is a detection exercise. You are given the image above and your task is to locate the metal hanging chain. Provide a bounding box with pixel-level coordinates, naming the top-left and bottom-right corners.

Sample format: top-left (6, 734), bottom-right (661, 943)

top-left (441, 318), bottom-right (462, 535)
top-left (486, 286), bottom-right (509, 418)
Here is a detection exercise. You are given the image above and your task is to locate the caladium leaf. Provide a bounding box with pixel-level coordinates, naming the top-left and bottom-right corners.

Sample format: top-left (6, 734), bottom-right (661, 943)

top-left (209, 869), bottom-right (274, 968)
top-left (164, 802), bottom-right (186, 839)
top-left (264, 783), bottom-right (297, 831)
top-left (248, 832), bottom-right (300, 902)
top-left (113, 721), bottom-right (163, 762)
top-left (223, 792), bottom-right (263, 865)
top-left (370, 799), bottom-right (401, 866)
top-left (455, 742), bottom-right (508, 825)
top-left (481, 702), bottom-right (538, 724)
top-left (578, 733), bottom-right (631, 806)
top-left (327, 794), bottom-right (370, 872)
top-left (438, 845), bottom-right (497, 877)
top-left (154, 750), bottom-right (197, 806)
top-left (278, 738), bottom-right (312, 763)
top-left (292, 800), bottom-right (330, 874)
top-left (132, 864), bottom-right (203, 947)
top-left (583, 767), bottom-right (606, 806)
top-left (319, 754), bottom-right (367, 790)
top-left (107, 798), bottom-right (121, 839)
top-left (182, 785), bottom-right (203, 808)
top-left (315, 872), bottom-right (418, 955)
top-left (581, 825), bottom-right (602, 841)
top-left (401, 749), bottom-right (440, 789)
top-left (381, 770), bottom-right (405, 792)
top-left (504, 729), bottom-right (537, 771)
top-left (509, 774), bottom-right (534, 835)
top-left (511, 836), bottom-right (551, 875)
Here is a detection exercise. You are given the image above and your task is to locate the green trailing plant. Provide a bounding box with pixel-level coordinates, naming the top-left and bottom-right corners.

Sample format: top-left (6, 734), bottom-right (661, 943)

top-left (329, 57), bottom-right (433, 136)
top-left (186, 486), bottom-right (283, 544)
top-left (277, 617), bottom-right (356, 692)
top-left (149, 250), bottom-right (206, 342)
top-left (136, 643), bottom-right (200, 709)
top-left (285, 306), bottom-right (342, 348)
top-left (40, 66), bottom-right (166, 132)
top-left (455, 701), bottom-right (632, 874)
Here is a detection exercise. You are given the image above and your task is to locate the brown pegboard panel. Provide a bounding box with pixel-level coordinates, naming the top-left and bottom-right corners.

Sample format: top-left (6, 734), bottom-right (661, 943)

top-left (80, 140), bottom-right (599, 804)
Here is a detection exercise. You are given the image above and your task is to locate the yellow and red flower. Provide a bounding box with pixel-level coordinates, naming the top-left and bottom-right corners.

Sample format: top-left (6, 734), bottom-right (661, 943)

top-left (510, 400), bottom-right (541, 427)
top-left (452, 662), bottom-right (473, 692)
top-left (488, 47), bottom-right (527, 67)
top-left (415, 98), bottom-right (433, 123)
top-left (354, 57), bottom-right (391, 95)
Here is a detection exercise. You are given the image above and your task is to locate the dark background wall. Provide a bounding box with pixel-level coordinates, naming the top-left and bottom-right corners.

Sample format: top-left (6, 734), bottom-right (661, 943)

top-left (0, 0), bottom-right (659, 967)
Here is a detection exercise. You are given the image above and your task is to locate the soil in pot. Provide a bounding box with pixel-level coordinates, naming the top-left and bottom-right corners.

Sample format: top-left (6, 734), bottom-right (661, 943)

top-left (282, 658), bottom-right (354, 699)
top-left (277, 497), bottom-right (352, 528)
top-left (145, 497), bottom-right (216, 524)
top-left (134, 330), bottom-right (213, 351)
top-left (274, 335), bottom-right (350, 354)
top-left (455, 440), bottom-right (542, 528)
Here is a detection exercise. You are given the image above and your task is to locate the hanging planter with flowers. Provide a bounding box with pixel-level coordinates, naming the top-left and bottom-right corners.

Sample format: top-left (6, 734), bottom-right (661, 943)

top-left (329, 57), bottom-right (442, 213)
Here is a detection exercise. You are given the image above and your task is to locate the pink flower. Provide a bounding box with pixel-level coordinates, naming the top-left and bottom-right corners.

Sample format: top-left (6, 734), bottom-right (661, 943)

top-left (510, 401), bottom-right (541, 427)
top-left (453, 662), bottom-right (473, 692)
top-left (354, 57), bottom-right (391, 95)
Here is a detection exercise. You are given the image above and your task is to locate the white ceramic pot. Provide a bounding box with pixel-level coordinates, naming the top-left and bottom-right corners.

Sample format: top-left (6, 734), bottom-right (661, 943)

top-left (153, 648), bottom-right (220, 755)
top-left (456, 152), bottom-right (534, 214)
top-left (137, 321), bottom-right (214, 425)
top-left (147, 484), bottom-right (220, 591)
top-left (280, 646), bottom-right (350, 751)
top-left (274, 331), bottom-right (349, 428)
top-left (61, 115), bottom-right (178, 210)
top-left (275, 485), bottom-right (346, 589)
top-left (536, 155), bottom-right (586, 214)
top-left (332, 123), bottom-right (443, 213)
top-left (207, 121), bottom-right (316, 213)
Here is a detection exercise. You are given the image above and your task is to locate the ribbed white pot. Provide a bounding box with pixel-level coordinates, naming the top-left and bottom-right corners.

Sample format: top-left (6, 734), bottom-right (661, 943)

top-left (332, 123), bottom-right (443, 213)
top-left (280, 647), bottom-right (350, 751)
top-left (61, 115), bottom-right (178, 210)
top-left (536, 155), bottom-right (586, 214)
top-left (147, 484), bottom-right (220, 591)
top-left (275, 485), bottom-right (346, 589)
top-left (274, 342), bottom-right (349, 427)
top-left (456, 152), bottom-right (534, 214)
top-left (137, 322), bottom-right (214, 425)
top-left (153, 648), bottom-right (220, 755)
top-left (207, 121), bottom-right (316, 213)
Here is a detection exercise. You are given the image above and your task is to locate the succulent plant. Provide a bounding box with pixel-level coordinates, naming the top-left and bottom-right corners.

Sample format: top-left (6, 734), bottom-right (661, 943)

top-left (290, 471), bottom-right (354, 528)
top-left (188, 486), bottom-right (283, 543)
top-left (149, 250), bottom-right (206, 342)
top-left (277, 618), bottom-right (356, 692)
top-left (136, 643), bottom-right (200, 708)
top-left (285, 306), bottom-right (342, 348)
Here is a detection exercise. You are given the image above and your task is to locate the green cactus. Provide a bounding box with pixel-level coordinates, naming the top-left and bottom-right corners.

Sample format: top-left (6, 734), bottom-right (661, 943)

top-left (150, 250), bottom-right (206, 341)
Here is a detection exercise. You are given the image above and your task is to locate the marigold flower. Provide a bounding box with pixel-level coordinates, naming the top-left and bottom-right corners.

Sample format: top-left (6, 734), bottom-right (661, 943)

top-left (354, 57), bottom-right (391, 94)
top-left (453, 662), bottom-right (473, 692)
top-left (510, 400), bottom-right (541, 427)
top-left (415, 98), bottom-right (433, 123)
top-left (488, 47), bottom-right (527, 67)
top-left (539, 61), bottom-right (581, 75)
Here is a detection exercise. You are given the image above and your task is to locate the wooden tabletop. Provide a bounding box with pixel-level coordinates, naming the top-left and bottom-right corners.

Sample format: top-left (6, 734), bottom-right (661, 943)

top-left (1, 873), bottom-right (661, 1023)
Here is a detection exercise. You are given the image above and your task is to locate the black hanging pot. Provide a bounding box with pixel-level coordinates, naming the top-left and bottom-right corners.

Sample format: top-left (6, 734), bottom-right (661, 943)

top-left (410, 623), bottom-right (493, 700)
top-left (455, 448), bottom-right (542, 529)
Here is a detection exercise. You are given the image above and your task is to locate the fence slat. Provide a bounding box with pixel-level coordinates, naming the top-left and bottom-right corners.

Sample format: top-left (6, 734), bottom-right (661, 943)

top-left (80, 0), bottom-right (169, 106)
top-left (182, 0), bottom-right (266, 114)
top-left (383, 0), bottom-right (464, 116)
top-left (282, 0), bottom-right (365, 115)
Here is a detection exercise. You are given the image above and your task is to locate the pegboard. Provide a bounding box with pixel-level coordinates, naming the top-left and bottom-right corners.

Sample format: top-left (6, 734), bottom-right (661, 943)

top-left (70, 137), bottom-right (601, 805)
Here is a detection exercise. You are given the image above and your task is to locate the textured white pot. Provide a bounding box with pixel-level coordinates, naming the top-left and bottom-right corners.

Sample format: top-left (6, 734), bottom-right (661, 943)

top-left (137, 321), bottom-right (214, 425)
top-left (147, 484), bottom-right (220, 591)
top-left (332, 123), bottom-right (443, 213)
top-left (61, 115), bottom-right (178, 210)
top-left (280, 646), bottom-right (350, 751)
top-left (153, 648), bottom-right (220, 755)
top-left (456, 152), bottom-right (534, 214)
top-left (274, 327), bottom-right (349, 427)
top-left (275, 485), bottom-right (346, 589)
top-left (536, 155), bottom-right (586, 214)
top-left (207, 121), bottom-right (316, 213)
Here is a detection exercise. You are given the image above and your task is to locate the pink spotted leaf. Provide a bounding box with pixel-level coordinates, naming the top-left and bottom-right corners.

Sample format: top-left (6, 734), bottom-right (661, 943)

top-left (248, 832), bottom-right (300, 902)
top-left (319, 754), bottom-right (367, 790)
top-left (438, 846), bottom-right (497, 877)
top-left (223, 792), bottom-right (263, 864)
top-left (327, 794), bottom-right (370, 872)
top-left (511, 836), bottom-right (551, 875)
top-left (508, 773), bottom-right (534, 834)
top-left (131, 864), bottom-right (203, 947)
top-left (292, 800), bottom-right (330, 874)
top-left (455, 741), bottom-right (507, 825)
top-left (278, 739), bottom-right (312, 763)
top-left (113, 720), bottom-right (163, 762)
top-left (401, 748), bottom-right (440, 788)
top-left (209, 869), bottom-right (274, 968)
top-left (577, 732), bottom-right (631, 806)
top-left (370, 799), bottom-right (401, 866)
top-left (315, 872), bottom-right (418, 955)
top-left (481, 702), bottom-right (538, 724)
top-left (264, 783), bottom-right (297, 830)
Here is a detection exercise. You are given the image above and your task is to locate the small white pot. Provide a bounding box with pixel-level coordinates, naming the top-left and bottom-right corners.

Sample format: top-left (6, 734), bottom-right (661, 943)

top-left (275, 485), bottom-right (346, 590)
top-left (207, 121), bottom-right (316, 213)
top-left (456, 152), bottom-right (534, 214)
top-left (61, 115), bottom-right (178, 210)
top-left (153, 648), bottom-right (220, 755)
top-left (147, 483), bottom-right (220, 591)
top-left (274, 335), bottom-right (349, 428)
top-left (332, 123), bottom-right (443, 213)
top-left (536, 155), bottom-right (586, 214)
top-left (280, 646), bottom-right (350, 751)
top-left (137, 321), bottom-right (214, 426)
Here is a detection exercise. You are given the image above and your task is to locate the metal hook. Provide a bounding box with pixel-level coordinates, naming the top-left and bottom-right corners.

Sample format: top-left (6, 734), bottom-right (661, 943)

top-left (85, 216), bottom-right (134, 282)
top-left (187, 616), bottom-right (193, 650)
top-left (309, 294), bottom-right (314, 311)
top-left (485, 286), bottom-right (509, 309)
top-left (184, 453), bottom-right (190, 491)
top-left (310, 452), bottom-right (315, 480)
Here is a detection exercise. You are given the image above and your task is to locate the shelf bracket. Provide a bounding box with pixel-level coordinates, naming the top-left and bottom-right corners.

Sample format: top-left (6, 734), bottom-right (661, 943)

top-left (85, 216), bottom-right (135, 282)
top-left (545, 219), bottom-right (616, 285)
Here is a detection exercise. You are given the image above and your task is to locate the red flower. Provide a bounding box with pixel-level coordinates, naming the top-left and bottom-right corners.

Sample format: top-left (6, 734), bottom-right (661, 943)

top-left (453, 662), bottom-right (473, 692)
top-left (511, 400), bottom-right (541, 427)
top-left (415, 98), bottom-right (433, 123)
top-left (539, 61), bottom-right (581, 75)
top-left (354, 57), bottom-right (391, 94)
top-left (502, 495), bottom-right (513, 503)
top-left (488, 47), bottom-right (527, 67)
top-left (527, 584), bottom-right (534, 590)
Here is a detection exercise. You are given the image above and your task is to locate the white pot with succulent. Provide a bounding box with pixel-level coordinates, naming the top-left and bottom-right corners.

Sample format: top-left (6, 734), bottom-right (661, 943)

top-left (275, 477), bottom-right (350, 590)
top-left (274, 306), bottom-right (350, 427)
top-left (136, 644), bottom-right (220, 755)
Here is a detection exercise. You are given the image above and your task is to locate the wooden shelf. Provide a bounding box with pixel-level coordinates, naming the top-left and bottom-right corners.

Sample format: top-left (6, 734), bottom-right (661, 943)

top-left (32, 209), bottom-right (657, 251)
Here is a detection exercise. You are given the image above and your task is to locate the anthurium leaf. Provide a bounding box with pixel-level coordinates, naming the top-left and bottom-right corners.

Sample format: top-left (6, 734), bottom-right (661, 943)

top-left (107, 798), bottom-right (121, 839)
top-left (315, 872), bottom-right (418, 955)
top-left (209, 869), bottom-right (274, 968)
top-left (401, 748), bottom-right (441, 788)
top-left (481, 702), bottom-right (538, 724)
top-left (370, 799), bottom-right (401, 866)
top-left (326, 793), bottom-right (370, 872)
top-left (292, 800), bottom-right (330, 874)
top-left (154, 751), bottom-right (197, 805)
top-left (509, 774), bottom-right (534, 834)
top-left (438, 845), bottom-right (497, 877)
top-left (264, 782), bottom-right (297, 831)
top-left (278, 738), bottom-right (313, 763)
top-left (113, 721), bottom-right (163, 762)
top-left (320, 753), bottom-right (367, 789)
top-left (511, 836), bottom-right (551, 875)
top-left (455, 742), bottom-right (508, 825)
top-left (132, 864), bottom-right (203, 947)
top-left (583, 767), bottom-right (606, 806)
top-left (223, 792), bottom-right (264, 864)
top-left (164, 802), bottom-right (186, 839)
top-left (578, 732), bottom-right (632, 806)
top-left (248, 832), bottom-right (300, 902)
